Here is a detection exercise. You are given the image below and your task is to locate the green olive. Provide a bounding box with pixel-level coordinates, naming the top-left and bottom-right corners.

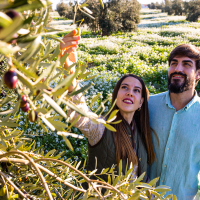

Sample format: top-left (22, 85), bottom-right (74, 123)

top-left (76, 28), bottom-right (81, 36)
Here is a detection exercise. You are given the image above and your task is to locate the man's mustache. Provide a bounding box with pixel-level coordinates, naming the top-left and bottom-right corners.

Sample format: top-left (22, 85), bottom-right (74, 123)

top-left (169, 72), bottom-right (187, 80)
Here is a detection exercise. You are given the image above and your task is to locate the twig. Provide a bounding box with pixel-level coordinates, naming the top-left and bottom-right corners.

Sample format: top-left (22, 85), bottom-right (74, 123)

top-left (35, 158), bottom-right (91, 182)
top-left (34, 158), bottom-right (127, 199)
top-left (0, 171), bottom-right (28, 199)
top-left (92, 179), bottom-right (127, 199)
top-left (71, 190), bottom-right (75, 200)
top-left (0, 175), bottom-right (8, 199)
top-left (51, 184), bottom-right (65, 200)
top-left (35, 159), bottom-right (105, 198)
top-left (0, 157), bottom-right (86, 193)
top-left (91, 182), bottom-right (103, 199)
top-left (0, 176), bottom-right (5, 185)
top-left (0, 151), bottom-right (53, 200)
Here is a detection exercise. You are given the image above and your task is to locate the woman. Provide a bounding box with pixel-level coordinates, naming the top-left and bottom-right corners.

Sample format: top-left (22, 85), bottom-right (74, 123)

top-left (60, 30), bottom-right (156, 183)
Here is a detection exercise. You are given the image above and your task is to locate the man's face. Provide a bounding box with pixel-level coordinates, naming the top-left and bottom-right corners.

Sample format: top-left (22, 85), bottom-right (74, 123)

top-left (168, 56), bottom-right (200, 93)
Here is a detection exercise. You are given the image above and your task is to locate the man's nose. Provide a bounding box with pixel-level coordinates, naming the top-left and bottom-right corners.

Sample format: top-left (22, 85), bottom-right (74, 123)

top-left (175, 62), bottom-right (183, 72)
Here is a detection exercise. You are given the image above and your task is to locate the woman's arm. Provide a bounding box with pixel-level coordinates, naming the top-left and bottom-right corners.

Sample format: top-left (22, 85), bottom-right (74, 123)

top-left (60, 30), bottom-right (105, 146)
top-left (60, 29), bottom-right (80, 92)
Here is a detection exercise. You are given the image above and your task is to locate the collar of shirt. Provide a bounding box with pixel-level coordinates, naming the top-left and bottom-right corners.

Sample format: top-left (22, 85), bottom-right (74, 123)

top-left (165, 90), bottom-right (200, 111)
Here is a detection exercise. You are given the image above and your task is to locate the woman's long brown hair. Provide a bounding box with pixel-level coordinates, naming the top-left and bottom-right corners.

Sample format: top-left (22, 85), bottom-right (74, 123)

top-left (110, 74), bottom-right (156, 166)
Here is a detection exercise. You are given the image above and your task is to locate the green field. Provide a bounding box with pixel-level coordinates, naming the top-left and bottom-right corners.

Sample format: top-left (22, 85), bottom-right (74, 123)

top-left (76, 9), bottom-right (200, 110)
top-left (29, 9), bottom-right (200, 163)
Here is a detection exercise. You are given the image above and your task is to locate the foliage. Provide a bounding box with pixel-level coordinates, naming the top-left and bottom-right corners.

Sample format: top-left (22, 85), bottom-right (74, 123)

top-left (171, 0), bottom-right (184, 16)
top-left (53, 17), bottom-right (69, 20)
top-left (185, 0), bottom-right (200, 22)
top-left (0, 1), bottom-right (178, 200)
top-left (56, 2), bottom-right (74, 19)
top-left (75, 0), bottom-right (141, 35)
top-left (148, 2), bottom-right (163, 10)
top-left (157, 0), bottom-right (200, 22)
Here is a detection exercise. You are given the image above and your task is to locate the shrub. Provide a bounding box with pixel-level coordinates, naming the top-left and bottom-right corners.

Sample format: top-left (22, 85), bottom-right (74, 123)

top-left (75, 0), bottom-right (141, 35)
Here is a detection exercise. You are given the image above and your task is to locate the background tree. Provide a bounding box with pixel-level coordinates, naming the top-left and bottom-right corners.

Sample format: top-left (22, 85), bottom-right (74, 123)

top-left (75, 0), bottom-right (141, 35)
top-left (148, 2), bottom-right (156, 9)
top-left (163, 0), bottom-right (173, 15)
top-left (0, 0), bottom-right (177, 199)
top-left (57, 1), bottom-right (74, 19)
top-left (148, 2), bottom-right (164, 10)
top-left (171, 0), bottom-right (184, 15)
top-left (185, 0), bottom-right (200, 22)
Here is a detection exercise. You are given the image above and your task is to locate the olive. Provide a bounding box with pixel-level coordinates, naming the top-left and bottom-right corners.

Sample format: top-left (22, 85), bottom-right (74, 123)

top-left (4, 69), bottom-right (18, 89)
top-left (21, 102), bottom-right (29, 112)
top-left (20, 95), bottom-right (27, 107)
top-left (5, 10), bottom-right (20, 20)
top-left (28, 111), bottom-right (38, 122)
top-left (0, 92), bottom-right (6, 97)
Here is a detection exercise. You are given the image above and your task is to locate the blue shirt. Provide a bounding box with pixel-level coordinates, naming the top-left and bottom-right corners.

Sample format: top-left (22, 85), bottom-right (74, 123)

top-left (148, 91), bottom-right (200, 199)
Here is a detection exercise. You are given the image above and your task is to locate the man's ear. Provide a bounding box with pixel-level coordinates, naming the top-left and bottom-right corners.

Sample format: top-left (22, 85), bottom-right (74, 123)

top-left (196, 69), bottom-right (200, 81)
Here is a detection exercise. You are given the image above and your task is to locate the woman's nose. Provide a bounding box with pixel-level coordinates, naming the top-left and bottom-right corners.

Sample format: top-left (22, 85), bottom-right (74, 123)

top-left (126, 92), bottom-right (133, 97)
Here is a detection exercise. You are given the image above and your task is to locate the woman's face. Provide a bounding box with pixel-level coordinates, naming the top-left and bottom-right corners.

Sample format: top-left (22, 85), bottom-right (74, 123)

top-left (116, 77), bottom-right (144, 119)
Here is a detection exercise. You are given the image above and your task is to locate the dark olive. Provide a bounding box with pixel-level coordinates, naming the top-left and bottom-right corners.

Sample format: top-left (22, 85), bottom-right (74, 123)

top-left (20, 95), bottom-right (27, 107)
top-left (21, 103), bottom-right (29, 112)
top-left (5, 10), bottom-right (20, 20)
top-left (4, 69), bottom-right (18, 89)
top-left (28, 111), bottom-right (38, 122)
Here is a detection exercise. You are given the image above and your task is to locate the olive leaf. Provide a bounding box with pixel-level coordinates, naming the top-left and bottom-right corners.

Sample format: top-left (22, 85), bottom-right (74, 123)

top-left (43, 93), bottom-right (67, 118)
top-left (0, 12), bottom-right (12, 27)
top-left (62, 136), bottom-right (73, 151)
top-left (57, 131), bottom-right (84, 139)
top-left (40, 116), bottom-right (55, 131)
top-left (106, 109), bottom-right (119, 123)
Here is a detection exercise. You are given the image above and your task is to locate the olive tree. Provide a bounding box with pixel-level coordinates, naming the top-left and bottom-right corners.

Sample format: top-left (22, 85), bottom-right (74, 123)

top-left (0, 0), bottom-right (176, 199)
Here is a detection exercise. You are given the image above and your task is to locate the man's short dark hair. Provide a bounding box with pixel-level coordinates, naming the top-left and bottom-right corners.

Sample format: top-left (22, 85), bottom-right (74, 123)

top-left (168, 44), bottom-right (200, 70)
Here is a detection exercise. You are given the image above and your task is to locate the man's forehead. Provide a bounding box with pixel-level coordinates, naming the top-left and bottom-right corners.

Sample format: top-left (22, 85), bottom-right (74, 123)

top-left (172, 56), bottom-right (195, 63)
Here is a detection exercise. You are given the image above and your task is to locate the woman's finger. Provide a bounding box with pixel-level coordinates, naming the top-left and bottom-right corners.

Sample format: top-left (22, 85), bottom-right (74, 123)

top-left (63, 29), bottom-right (77, 38)
top-left (62, 35), bottom-right (80, 43)
top-left (62, 46), bottom-right (77, 56)
top-left (60, 40), bottom-right (78, 50)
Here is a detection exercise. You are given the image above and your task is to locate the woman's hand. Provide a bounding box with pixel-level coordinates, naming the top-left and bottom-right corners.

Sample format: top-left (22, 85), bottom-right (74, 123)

top-left (60, 29), bottom-right (81, 74)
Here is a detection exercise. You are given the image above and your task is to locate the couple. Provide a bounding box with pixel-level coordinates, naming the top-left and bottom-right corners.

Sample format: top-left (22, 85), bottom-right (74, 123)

top-left (60, 29), bottom-right (200, 199)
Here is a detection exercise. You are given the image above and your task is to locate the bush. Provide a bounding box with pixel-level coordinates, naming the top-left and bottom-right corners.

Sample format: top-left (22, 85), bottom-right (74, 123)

top-left (185, 0), bottom-right (200, 22)
top-left (56, 2), bottom-right (74, 19)
top-left (0, 1), bottom-right (176, 199)
top-left (75, 0), bottom-right (141, 35)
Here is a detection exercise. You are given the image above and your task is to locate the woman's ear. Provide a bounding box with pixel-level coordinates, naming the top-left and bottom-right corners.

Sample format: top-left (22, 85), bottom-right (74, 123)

top-left (139, 97), bottom-right (144, 107)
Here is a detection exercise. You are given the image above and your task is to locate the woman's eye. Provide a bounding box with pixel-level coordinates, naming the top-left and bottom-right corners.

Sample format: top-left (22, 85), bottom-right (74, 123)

top-left (134, 89), bottom-right (140, 93)
top-left (121, 86), bottom-right (127, 89)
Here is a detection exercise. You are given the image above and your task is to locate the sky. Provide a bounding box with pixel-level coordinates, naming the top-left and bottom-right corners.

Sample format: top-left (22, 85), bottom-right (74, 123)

top-left (50, 0), bottom-right (164, 10)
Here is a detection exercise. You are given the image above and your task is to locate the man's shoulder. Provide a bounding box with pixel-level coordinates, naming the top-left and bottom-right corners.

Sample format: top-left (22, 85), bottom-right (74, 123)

top-left (149, 91), bottom-right (168, 102)
top-left (194, 94), bottom-right (200, 107)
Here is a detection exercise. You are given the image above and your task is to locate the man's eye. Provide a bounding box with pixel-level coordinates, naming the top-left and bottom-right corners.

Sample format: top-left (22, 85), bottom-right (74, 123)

top-left (184, 63), bottom-right (191, 67)
top-left (171, 62), bottom-right (177, 66)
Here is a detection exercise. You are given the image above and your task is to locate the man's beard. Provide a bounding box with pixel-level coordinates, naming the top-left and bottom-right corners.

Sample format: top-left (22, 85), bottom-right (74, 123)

top-left (168, 72), bottom-right (194, 93)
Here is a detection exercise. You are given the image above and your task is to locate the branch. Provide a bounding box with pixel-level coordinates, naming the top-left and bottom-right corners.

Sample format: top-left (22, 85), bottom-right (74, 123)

top-left (35, 158), bottom-right (91, 182)
top-left (0, 157), bottom-right (86, 193)
top-left (91, 182), bottom-right (103, 198)
top-left (0, 151), bottom-right (53, 200)
top-left (0, 171), bottom-right (28, 199)
top-left (0, 175), bottom-right (8, 199)
top-left (34, 158), bottom-right (127, 199)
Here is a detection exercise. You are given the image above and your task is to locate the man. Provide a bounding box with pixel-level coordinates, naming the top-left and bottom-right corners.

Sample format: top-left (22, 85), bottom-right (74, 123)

top-left (148, 44), bottom-right (200, 199)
